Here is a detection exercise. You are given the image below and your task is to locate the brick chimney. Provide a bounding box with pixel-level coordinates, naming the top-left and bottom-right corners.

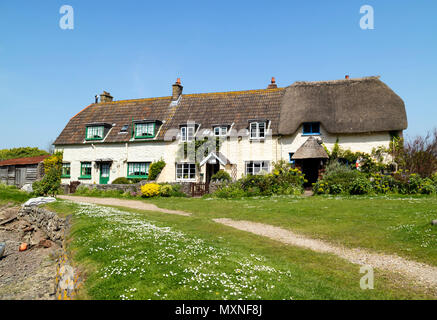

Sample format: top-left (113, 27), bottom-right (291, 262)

top-left (100, 91), bottom-right (113, 103)
top-left (172, 78), bottom-right (183, 101)
top-left (267, 77), bottom-right (277, 89)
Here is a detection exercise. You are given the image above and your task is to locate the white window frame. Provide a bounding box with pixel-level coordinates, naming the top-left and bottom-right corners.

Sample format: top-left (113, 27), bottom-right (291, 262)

top-left (249, 122), bottom-right (266, 139)
top-left (127, 162), bottom-right (150, 178)
top-left (135, 123), bottom-right (154, 138)
top-left (245, 161), bottom-right (270, 175)
top-left (176, 163), bottom-right (196, 181)
top-left (214, 126), bottom-right (227, 137)
top-left (180, 126), bottom-right (195, 142)
top-left (86, 126), bottom-right (104, 140)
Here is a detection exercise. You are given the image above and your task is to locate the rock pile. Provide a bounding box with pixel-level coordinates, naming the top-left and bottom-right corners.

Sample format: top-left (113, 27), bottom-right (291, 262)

top-left (18, 206), bottom-right (66, 246)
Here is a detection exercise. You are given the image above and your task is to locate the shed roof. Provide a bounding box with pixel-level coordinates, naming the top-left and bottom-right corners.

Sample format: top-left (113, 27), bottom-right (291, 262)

top-left (0, 155), bottom-right (49, 167)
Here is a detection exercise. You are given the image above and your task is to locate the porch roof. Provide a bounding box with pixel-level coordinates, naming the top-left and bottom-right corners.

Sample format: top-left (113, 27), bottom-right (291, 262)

top-left (292, 136), bottom-right (329, 160)
top-left (199, 152), bottom-right (232, 167)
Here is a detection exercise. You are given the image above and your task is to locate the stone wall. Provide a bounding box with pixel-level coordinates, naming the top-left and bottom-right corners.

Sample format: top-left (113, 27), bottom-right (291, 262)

top-left (61, 181), bottom-right (224, 197)
top-left (18, 206), bottom-right (68, 246)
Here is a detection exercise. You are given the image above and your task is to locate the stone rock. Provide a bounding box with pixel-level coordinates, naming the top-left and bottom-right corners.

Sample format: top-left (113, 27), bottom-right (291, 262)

top-left (21, 184), bottom-right (33, 193)
top-left (38, 239), bottom-right (53, 248)
top-left (431, 219), bottom-right (437, 226)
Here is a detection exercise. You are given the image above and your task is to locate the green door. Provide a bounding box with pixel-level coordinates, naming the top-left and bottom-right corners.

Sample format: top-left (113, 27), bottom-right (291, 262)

top-left (99, 163), bottom-right (110, 184)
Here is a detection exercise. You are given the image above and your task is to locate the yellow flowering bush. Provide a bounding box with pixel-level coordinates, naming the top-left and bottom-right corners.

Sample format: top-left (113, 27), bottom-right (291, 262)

top-left (141, 183), bottom-right (161, 198)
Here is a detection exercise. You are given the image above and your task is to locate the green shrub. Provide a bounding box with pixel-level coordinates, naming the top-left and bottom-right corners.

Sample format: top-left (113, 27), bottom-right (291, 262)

top-left (213, 184), bottom-right (247, 198)
top-left (370, 173), bottom-right (395, 194)
top-left (160, 184), bottom-right (173, 197)
top-left (421, 178), bottom-right (436, 194)
top-left (349, 177), bottom-right (373, 195)
top-left (210, 161), bottom-right (305, 198)
top-left (211, 170), bottom-right (231, 182)
top-left (313, 162), bottom-right (362, 194)
top-left (32, 166), bottom-right (61, 196)
top-left (112, 177), bottom-right (131, 184)
top-left (148, 160), bottom-right (166, 181)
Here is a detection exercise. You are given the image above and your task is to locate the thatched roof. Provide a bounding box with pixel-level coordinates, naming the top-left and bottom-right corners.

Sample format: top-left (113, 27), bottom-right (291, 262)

top-left (292, 137), bottom-right (329, 160)
top-left (278, 76), bottom-right (408, 135)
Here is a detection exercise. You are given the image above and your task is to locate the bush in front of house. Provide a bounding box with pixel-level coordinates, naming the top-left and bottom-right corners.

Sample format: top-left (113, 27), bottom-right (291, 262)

top-left (111, 177), bottom-right (131, 184)
top-left (349, 177), bottom-right (373, 195)
top-left (148, 160), bottom-right (166, 181)
top-left (33, 166), bottom-right (62, 196)
top-left (141, 183), bottom-right (161, 197)
top-left (158, 184), bottom-right (187, 197)
top-left (210, 161), bottom-right (305, 198)
top-left (210, 170), bottom-right (231, 182)
top-left (159, 184), bottom-right (173, 197)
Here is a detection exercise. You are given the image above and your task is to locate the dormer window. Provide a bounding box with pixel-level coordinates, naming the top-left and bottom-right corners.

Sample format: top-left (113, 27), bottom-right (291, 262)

top-left (134, 122), bottom-right (155, 139)
top-left (181, 126), bottom-right (195, 142)
top-left (249, 121), bottom-right (266, 139)
top-left (214, 126), bottom-right (227, 137)
top-left (86, 126), bottom-right (105, 140)
top-left (302, 122), bottom-right (320, 135)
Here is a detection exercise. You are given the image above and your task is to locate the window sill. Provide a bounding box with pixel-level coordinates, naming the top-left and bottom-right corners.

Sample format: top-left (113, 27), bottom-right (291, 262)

top-left (302, 133), bottom-right (321, 136)
top-left (78, 176), bottom-right (91, 180)
top-left (61, 176), bottom-right (71, 179)
top-left (127, 176), bottom-right (148, 179)
top-left (134, 136), bottom-right (155, 140)
top-left (85, 138), bottom-right (104, 141)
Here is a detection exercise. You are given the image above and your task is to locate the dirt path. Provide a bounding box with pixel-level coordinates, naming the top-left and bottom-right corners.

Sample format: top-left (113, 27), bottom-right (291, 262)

top-left (214, 218), bottom-right (437, 290)
top-left (0, 206), bottom-right (58, 300)
top-left (57, 195), bottom-right (191, 216)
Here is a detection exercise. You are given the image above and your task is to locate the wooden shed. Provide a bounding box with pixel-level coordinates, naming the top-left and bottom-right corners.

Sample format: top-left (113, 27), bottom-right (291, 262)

top-left (0, 155), bottom-right (49, 187)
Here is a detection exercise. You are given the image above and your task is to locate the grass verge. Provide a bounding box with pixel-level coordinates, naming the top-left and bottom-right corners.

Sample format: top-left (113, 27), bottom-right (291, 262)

top-left (47, 200), bottom-right (436, 300)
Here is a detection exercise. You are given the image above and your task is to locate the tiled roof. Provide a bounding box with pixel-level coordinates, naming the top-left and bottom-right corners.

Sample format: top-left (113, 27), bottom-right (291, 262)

top-left (54, 88), bottom-right (285, 145)
top-left (0, 155), bottom-right (49, 167)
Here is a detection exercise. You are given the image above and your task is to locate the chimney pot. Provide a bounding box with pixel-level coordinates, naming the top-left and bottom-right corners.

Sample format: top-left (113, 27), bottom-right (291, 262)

top-left (267, 76), bottom-right (278, 89)
top-left (172, 78), bottom-right (183, 101)
top-left (100, 91), bottom-right (113, 103)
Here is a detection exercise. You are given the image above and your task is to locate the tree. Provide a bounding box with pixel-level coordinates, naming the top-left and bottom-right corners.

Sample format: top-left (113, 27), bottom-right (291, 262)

top-left (0, 147), bottom-right (49, 161)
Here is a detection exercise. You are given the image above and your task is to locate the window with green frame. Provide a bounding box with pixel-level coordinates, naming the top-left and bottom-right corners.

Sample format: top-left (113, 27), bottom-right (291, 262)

top-left (86, 126), bottom-right (105, 140)
top-left (61, 163), bottom-right (71, 178)
top-left (80, 162), bottom-right (92, 179)
top-left (127, 162), bottom-right (150, 178)
top-left (135, 123), bottom-right (155, 139)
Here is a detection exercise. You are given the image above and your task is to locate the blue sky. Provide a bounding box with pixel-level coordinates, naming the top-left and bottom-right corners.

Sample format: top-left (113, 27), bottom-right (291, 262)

top-left (1, 0), bottom-right (436, 150)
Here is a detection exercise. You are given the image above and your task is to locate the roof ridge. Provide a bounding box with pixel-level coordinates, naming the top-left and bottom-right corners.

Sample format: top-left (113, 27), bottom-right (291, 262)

top-left (97, 87), bottom-right (285, 105)
top-left (183, 87), bottom-right (285, 97)
top-left (292, 76), bottom-right (381, 86)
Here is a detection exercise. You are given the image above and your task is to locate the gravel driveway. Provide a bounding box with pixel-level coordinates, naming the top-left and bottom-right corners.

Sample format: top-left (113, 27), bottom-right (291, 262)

top-left (214, 218), bottom-right (437, 291)
top-left (57, 195), bottom-right (191, 216)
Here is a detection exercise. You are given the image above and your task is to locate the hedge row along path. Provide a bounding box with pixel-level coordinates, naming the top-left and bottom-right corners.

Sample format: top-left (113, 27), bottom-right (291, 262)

top-left (57, 196), bottom-right (191, 216)
top-left (57, 196), bottom-right (437, 291)
top-left (214, 218), bottom-right (437, 291)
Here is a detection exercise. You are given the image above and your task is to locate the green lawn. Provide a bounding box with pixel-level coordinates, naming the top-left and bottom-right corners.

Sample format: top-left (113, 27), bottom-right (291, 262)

top-left (143, 195), bottom-right (437, 267)
top-left (47, 199), bottom-right (437, 300)
top-left (0, 184), bottom-right (32, 205)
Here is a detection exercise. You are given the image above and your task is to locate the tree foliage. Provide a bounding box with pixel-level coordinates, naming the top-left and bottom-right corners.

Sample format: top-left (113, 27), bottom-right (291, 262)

top-left (390, 130), bottom-right (437, 178)
top-left (0, 147), bottom-right (48, 161)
